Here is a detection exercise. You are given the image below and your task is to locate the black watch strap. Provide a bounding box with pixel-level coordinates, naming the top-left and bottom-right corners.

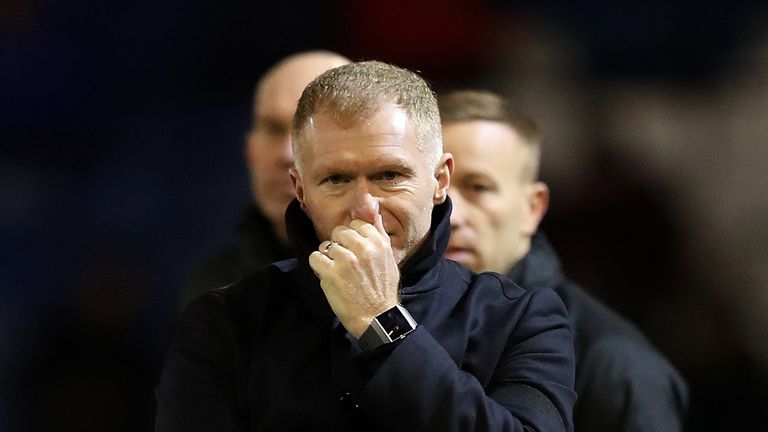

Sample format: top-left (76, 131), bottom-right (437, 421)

top-left (358, 304), bottom-right (417, 352)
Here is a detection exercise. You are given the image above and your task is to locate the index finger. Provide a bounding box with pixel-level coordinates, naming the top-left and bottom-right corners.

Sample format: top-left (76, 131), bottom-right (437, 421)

top-left (349, 217), bottom-right (385, 240)
top-left (308, 250), bottom-right (334, 279)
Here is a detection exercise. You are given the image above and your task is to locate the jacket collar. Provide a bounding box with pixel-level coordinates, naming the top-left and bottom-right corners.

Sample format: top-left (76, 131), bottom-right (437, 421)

top-left (506, 232), bottom-right (565, 292)
top-left (285, 197), bottom-right (452, 298)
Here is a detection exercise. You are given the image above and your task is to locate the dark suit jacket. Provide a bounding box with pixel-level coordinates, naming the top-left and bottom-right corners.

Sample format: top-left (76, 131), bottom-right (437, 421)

top-left (508, 234), bottom-right (689, 432)
top-left (156, 199), bottom-right (576, 431)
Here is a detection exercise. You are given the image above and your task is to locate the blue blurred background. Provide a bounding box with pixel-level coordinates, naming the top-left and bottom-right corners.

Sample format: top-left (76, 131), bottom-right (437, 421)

top-left (2, 1), bottom-right (767, 430)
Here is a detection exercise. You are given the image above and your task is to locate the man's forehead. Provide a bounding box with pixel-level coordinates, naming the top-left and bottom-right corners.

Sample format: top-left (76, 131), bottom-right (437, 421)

top-left (444, 121), bottom-right (532, 182)
top-left (301, 109), bottom-right (425, 169)
top-left (300, 110), bottom-right (412, 152)
top-left (255, 75), bottom-right (306, 116)
top-left (256, 56), bottom-right (348, 115)
top-left (308, 105), bottom-right (410, 136)
top-left (445, 121), bottom-right (527, 154)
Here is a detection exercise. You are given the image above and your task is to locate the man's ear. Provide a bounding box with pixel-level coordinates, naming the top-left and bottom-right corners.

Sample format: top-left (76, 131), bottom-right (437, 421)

top-left (523, 181), bottom-right (549, 236)
top-left (433, 153), bottom-right (454, 205)
top-left (289, 167), bottom-right (307, 211)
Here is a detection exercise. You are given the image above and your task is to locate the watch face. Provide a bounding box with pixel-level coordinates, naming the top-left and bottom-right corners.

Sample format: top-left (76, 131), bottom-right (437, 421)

top-left (358, 305), bottom-right (417, 352)
top-left (377, 305), bottom-right (416, 341)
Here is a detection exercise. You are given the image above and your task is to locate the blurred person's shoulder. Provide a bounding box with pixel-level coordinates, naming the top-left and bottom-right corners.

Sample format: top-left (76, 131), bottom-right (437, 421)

top-left (183, 245), bottom-right (252, 296)
top-left (559, 281), bottom-right (689, 416)
top-left (181, 205), bottom-right (291, 304)
top-left (558, 281), bottom-right (648, 345)
top-left (180, 259), bottom-right (298, 332)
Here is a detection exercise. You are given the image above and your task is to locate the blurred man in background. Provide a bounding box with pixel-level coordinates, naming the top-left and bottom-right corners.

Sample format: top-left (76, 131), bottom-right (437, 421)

top-left (183, 51), bottom-right (350, 303)
top-left (440, 89), bottom-right (689, 432)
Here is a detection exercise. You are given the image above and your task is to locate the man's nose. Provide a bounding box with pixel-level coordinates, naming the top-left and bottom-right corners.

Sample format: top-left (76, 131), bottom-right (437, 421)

top-left (278, 134), bottom-right (294, 166)
top-left (349, 183), bottom-right (380, 224)
top-left (449, 192), bottom-right (467, 229)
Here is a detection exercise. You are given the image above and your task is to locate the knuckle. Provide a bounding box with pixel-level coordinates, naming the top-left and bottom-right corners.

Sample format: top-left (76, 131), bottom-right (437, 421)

top-left (331, 226), bottom-right (343, 239)
top-left (337, 230), bottom-right (354, 244)
top-left (361, 243), bottom-right (377, 258)
top-left (371, 235), bottom-right (388, 248)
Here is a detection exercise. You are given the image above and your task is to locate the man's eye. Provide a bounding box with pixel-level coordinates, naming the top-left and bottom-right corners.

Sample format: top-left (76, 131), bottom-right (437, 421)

top-left (382, 171), bottom-right (399, 181)
top-left (323, 175), bottom-right (347, 185)
top-left (467, 183), bottom-right (494, 193)
top-left (257, 121), bottom-right (287, 137)
top-left (377, 171), bottom-right (403, 183)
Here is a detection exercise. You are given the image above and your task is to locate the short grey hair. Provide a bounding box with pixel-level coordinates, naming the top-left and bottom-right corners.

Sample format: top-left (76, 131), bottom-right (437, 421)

top-left (292, 61), bottom-right (442, 172)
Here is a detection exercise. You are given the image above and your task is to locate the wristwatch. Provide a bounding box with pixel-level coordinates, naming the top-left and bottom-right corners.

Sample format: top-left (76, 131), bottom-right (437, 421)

top-left (358, 304), bottom-right (417, 352)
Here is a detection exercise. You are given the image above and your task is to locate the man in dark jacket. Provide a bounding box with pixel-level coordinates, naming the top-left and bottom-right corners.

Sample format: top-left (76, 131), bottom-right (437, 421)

top-left (156, 61), bottom-right (576, 431)
top-left (183, 51), bottom-right (349, 303)
top-left (440, 90), bottom-right (689, 432)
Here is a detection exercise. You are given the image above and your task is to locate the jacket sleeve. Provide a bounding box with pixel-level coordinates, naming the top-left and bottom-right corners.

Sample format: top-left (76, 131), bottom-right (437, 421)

top-left (574, 337), bottom-right (689, 432)
top-left (357, 287), bottom-right (576, 432)
top-left (155, 292), bottom-right (246, 432)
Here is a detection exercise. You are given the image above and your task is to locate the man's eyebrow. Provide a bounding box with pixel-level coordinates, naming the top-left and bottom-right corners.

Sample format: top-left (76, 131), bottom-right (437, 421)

top-left (461, 172), bottom-right (492, 181)
top-left (375, 160), bottom-right (416, 174)
top-left (311, 165), bottom-right (354, 181)
top-left (254, 115), bottom-right (287, 129)
top-left (456, 172), bottom-right (497, 186)
top-left (312, 159), bottom-right (417, 178)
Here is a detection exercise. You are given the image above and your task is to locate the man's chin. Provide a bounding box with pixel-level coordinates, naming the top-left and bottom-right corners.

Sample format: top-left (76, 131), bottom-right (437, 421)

top-left (445, 250), bottom-right (476, 268)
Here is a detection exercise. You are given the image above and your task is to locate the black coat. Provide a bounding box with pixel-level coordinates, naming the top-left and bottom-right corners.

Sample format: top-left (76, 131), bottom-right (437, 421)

top-left (507, 234), bottom-right (689, 432)
top-left (156, 199), bottom-right (577, 431)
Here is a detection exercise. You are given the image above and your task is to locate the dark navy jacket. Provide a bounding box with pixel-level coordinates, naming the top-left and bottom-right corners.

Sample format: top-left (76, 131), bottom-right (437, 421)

top-left (156, 199), bottom-right (576, 431)
top-left (508, 234), bottom-right (689, 432)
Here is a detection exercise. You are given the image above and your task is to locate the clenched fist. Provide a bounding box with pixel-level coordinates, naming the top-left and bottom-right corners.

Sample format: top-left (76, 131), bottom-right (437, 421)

top-left (308, 214), bottom-right (400, 337)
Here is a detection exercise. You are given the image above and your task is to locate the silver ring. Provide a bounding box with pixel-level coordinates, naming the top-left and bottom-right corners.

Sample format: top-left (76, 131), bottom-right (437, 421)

top-left (323, 241), bottom-right (337, 253)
